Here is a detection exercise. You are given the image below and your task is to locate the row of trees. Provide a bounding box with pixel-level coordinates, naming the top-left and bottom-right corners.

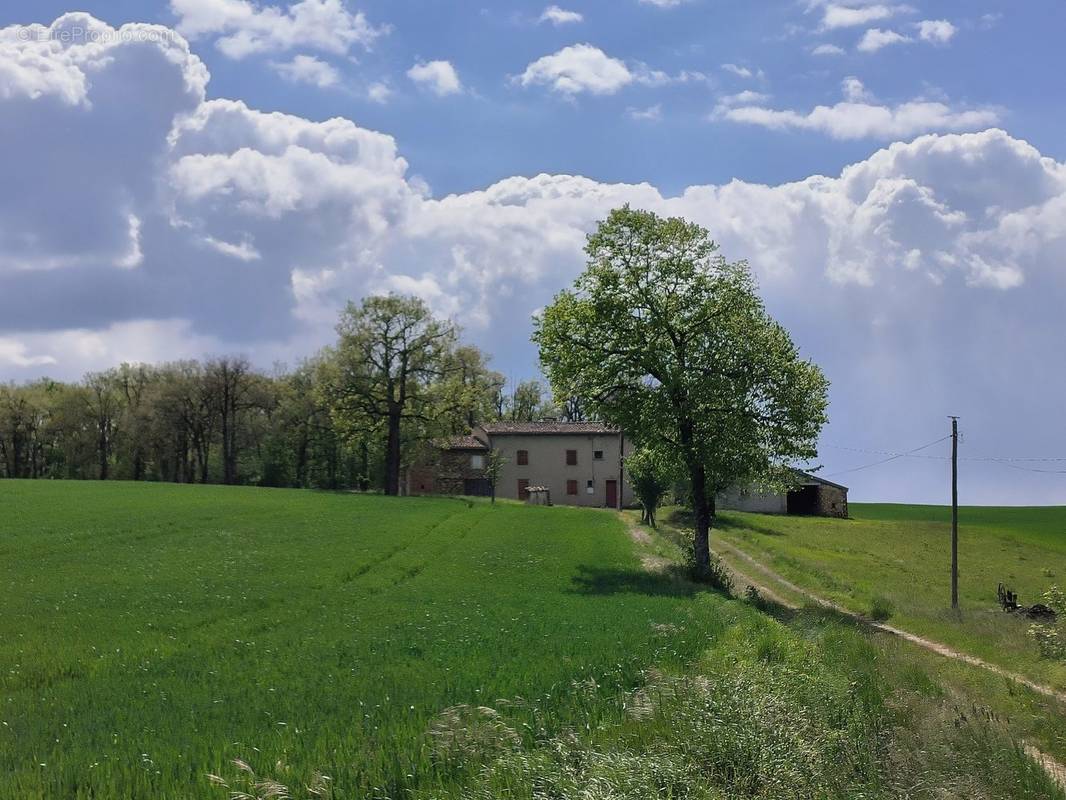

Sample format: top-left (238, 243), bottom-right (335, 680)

top-left (0, 296), bottom-right (572, 491)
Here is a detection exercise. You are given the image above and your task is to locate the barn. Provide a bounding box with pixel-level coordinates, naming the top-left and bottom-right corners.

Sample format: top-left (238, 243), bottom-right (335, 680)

top-left (717, 471), bottom-right (849, 518)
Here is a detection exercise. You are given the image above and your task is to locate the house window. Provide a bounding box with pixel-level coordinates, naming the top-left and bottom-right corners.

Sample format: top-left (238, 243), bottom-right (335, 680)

top-left (566, 449), bottom-right (578, 466)
top-left (517, 449), bottom-right (529, 466)
top-left (586, 479), bottom-right (594, 495)
top-left (593, 450), bottom-right (604, 460)
top-left (471, 455), bottom-right (485, 469)
top-left (567, 479), bottom-right (578, 495)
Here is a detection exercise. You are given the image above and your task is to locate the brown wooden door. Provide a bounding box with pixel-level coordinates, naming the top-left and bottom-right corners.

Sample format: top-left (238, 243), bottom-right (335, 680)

top-left (605, 480), bottom-right (618, 509)
top-left (518, 479), bottom-right (530, 501)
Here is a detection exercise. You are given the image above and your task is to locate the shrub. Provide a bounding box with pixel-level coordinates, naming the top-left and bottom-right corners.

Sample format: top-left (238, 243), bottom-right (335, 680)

top-left (1028, 585), bottom-right (1066, 661)
top-left (869, 595), bottom-right (895, 622)
top-left (683, 544), bottom-right (734, 594)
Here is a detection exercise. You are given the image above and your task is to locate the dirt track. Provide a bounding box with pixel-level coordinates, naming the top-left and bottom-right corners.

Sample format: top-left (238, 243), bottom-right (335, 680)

top-left (709, 535), bottom-right (1066, 791)
top-left (713, 537), bottom-right (1066, 706)
top-left (623, 515), bottom-right (1066, 790)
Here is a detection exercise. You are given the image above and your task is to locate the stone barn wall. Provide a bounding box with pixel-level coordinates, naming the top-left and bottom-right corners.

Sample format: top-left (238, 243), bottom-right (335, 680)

top-left (813, 484), bottom-right (848, 518)
top-left (409, 449), bottom-right (489, 496)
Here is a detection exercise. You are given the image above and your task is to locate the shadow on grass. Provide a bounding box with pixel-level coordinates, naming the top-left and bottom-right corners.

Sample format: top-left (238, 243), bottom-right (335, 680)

top-left (570, 564), bottom-right (707, 598)
top-left (662, 507), bottom-right (785, 537)
top-left (715, 515), bottom-right (786, 537)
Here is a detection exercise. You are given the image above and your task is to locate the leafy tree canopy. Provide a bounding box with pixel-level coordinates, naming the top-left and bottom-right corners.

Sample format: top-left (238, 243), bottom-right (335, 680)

top-left (534, 206), bottom-right (828, 572)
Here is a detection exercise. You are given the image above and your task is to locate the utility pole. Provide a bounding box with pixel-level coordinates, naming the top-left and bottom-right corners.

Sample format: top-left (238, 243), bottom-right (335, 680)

top-left (950, 416), bottom-right (959, 610)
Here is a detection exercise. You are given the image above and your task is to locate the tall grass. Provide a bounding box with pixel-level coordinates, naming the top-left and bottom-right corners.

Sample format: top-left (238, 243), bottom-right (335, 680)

top-left (427, 613), bottom-right (1064, 799)
top-left (695, 503), bottom-right (1066, 690)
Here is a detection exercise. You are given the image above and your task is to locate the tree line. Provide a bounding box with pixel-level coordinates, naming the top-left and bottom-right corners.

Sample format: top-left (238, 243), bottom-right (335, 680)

top-left (0, 295), bottom-right (571, 492)
top-left (4, 205), bottom-right (830, 576)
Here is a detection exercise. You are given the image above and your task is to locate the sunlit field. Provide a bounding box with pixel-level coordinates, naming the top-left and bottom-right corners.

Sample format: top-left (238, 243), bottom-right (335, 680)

top-left (0, 481), bottom-right (726, 798)
top-left (2, 482), bottom-right (1063, 799)
top-left (709, 503), bottom-right (1066, 689)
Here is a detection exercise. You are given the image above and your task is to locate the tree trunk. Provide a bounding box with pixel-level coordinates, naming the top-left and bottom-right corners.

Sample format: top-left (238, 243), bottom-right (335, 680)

top-left (295, 429), bottom-right (309, 488)
top-left (689, 462), bottom-right (712, 575)
top-left (384, 410), bottom-right (402, 495)
top-left (356, 440), bottom-right (366, 491)
top-left (98, 423), bottom-right (109, 480)
top-left (678, 415), bottom-right (712, 574)
top-left (220, 408), bottom-right (233, 485)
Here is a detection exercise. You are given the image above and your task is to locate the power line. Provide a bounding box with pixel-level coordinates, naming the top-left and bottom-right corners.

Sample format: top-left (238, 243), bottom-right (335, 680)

top-left (823, 435), bottom-right (952, 478)
top-left (964, 455), bottom-right (1066, 463)
top-left (824, 443), bottom-right (1066, 466)
top-left (985, 461), bottom-right (1066, 475)
top-left (823, 443), bottom-right (950, 461)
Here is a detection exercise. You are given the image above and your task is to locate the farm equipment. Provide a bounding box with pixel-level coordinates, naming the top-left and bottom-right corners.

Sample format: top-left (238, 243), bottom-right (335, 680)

top-left (998, 583), bottom-right (1058, 622)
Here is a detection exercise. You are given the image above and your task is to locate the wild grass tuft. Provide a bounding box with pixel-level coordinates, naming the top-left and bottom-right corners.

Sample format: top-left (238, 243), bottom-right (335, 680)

top-left (869, 594), bottom-right (895, 621)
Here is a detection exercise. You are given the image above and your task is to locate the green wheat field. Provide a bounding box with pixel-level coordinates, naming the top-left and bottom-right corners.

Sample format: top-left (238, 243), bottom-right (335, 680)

top-left (1, 481), bottom-right (1063, 799)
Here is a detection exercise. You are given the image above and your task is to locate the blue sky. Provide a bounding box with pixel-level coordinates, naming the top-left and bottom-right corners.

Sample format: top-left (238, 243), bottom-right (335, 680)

top-left (10, 0), bottom-right (1062, 195)
top-left (1, 1), bottom-right (1066, 503)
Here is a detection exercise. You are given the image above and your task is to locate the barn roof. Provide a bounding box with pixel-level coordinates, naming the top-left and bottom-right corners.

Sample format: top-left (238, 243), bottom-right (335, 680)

top-left (479, 421), bottom-right (619, 436)
top-left (795, 470), bottom-right (848, 492)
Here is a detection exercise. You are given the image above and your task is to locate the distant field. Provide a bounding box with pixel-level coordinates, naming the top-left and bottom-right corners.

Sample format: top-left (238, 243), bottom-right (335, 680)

top-left (0, 481), bottom-right (725, 799)
top-left (710, 502), bottom-right (1066, 690)
top-left (3, 483), bottom-right (1063, 800)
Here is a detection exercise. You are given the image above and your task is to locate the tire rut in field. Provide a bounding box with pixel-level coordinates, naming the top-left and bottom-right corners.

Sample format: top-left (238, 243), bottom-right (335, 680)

top-left (337, 502), bottom-right (482, 589)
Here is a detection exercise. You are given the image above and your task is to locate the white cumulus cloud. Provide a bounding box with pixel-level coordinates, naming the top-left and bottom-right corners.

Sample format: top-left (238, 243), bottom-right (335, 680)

top-left (718, 81), bottom-right (998, 140)
top-left (407, 60), bottom-right (462, 96)
top-left (857, 28), bottom-right (910, 52)
top-left (811, 43), bottom-right (846, 56)
top-left (821, 3), bottom-right (909, 30)
top-left (722, 63), bottom-right (763, 79)
top-left (917, 19), bottom-right (956, 44)
top-left (716, 90), bottom-right (772, 109)
top-left (539, 6), bottom-right (583, 25)
top-left (271, 54), bottom-right (340, 88)
top-left (169, 0), bottom-right (386, 59)
top-left (519, 44), bottom-right (633, 96)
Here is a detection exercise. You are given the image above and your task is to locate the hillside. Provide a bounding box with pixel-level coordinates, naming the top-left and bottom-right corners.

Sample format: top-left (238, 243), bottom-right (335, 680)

top-left (709, 503), bottom-right (1066, 690)
top-left (1, 482), bottom-right (1062, 799)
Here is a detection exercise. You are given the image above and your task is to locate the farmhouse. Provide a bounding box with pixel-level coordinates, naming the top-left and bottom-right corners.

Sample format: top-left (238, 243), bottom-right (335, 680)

top-left (409, 421), bottom-right (634, 508)
top-left (410, 423), bottom-right (847, 517)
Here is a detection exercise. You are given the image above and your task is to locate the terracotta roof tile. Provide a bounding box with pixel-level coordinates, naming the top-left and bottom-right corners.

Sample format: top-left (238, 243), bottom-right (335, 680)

top-left (438, 435), bottom-right (490, 450)
top-left (480, 421), bottom-right (618, 435)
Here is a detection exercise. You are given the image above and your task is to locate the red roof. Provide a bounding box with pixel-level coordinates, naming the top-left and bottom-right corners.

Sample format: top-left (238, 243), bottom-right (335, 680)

top-left (438, 435), bottom-right (490, 451)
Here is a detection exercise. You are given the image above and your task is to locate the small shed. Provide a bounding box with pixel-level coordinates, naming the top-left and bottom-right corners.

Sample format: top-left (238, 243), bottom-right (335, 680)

top-left (717, 471), bottom-right (848, 519)
top-left (785, 472), bottom-right (848, 518)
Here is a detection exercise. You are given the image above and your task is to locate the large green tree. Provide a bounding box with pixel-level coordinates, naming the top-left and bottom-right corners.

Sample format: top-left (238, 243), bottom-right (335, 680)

top-left (327, 294), bottom-right (457, 496)
top-left (534, 207), bottom-right (828, 574)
